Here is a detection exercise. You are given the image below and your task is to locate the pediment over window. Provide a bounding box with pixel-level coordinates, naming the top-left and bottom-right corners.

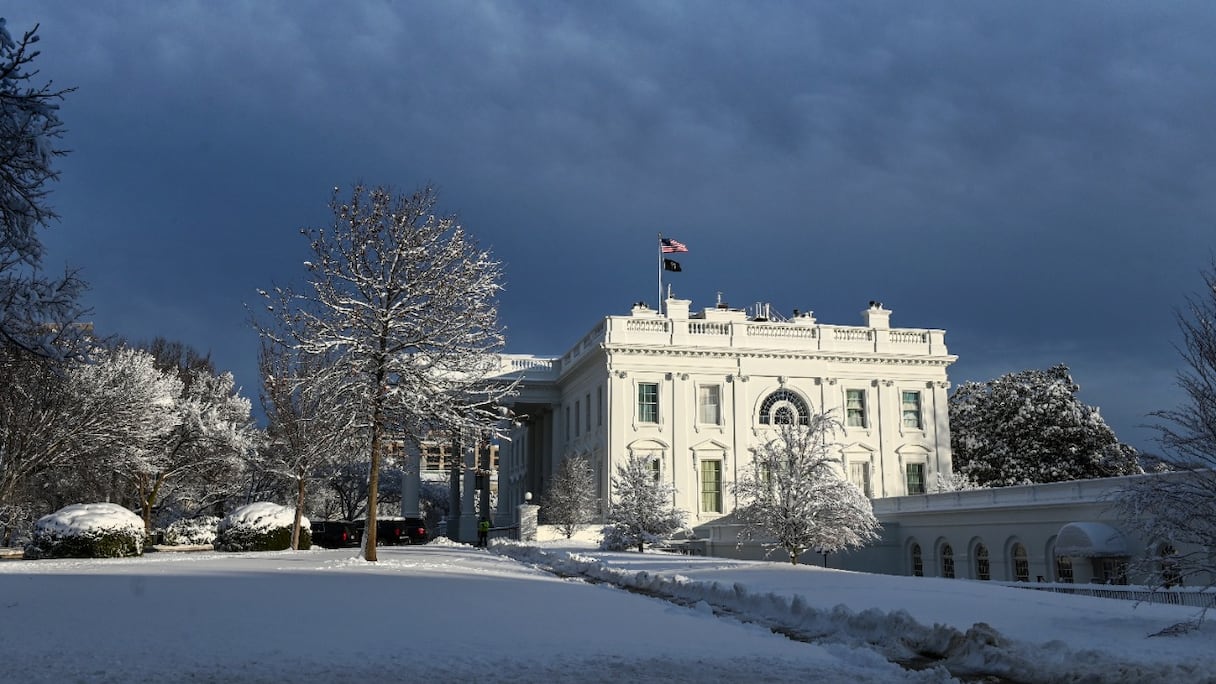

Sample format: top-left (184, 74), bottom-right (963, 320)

top-left (895, 444), bottom-right (931, 458)
top-left (626, 438), bottom-right (669, 452)
top-left (690, 438), bottom-right (729, 453)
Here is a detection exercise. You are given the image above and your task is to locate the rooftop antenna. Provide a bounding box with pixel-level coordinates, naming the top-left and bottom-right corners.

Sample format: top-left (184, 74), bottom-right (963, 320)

top-left (716, 291), bottom-right (724, 307)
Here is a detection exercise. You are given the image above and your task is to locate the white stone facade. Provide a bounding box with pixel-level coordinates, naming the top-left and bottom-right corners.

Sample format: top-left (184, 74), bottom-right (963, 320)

top-left (494, 297), bottom-right (956, 526)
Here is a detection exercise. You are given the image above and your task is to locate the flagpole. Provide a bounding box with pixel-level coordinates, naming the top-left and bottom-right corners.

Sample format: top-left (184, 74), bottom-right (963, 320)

top-left (657, 232), bottom-right (663, 313)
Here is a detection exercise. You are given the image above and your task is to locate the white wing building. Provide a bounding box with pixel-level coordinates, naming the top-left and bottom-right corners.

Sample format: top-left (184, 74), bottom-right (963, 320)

top-left (494, 296), bottom-right (957, 528)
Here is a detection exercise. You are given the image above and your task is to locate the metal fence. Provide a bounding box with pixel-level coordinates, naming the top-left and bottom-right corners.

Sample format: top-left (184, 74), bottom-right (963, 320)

top-left (1009, 583), bottom-right (1216, 609)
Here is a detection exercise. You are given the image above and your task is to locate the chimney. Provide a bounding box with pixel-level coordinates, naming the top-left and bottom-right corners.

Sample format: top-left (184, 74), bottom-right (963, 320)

top-left (665, 297), bottom-right (691, 321)
top-left (862, 301), bottom-right (890, 330)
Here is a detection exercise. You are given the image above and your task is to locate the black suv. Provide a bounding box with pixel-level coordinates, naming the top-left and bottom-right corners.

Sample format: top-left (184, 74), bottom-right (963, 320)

top-left (310, 520), bottom-right (361, 548)
top-left (356, 517), bottom-right (428, 545)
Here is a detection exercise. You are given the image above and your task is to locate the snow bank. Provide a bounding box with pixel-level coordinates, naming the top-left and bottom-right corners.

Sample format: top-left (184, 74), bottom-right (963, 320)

top-left (491, 542), bottom-right (1216, 684)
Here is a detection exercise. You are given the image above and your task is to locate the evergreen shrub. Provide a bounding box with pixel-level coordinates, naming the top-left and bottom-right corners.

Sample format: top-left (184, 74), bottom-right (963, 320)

top-left (163, 516), bottom-right (221, 546)
top-left (214, 502), bottom-right (310, 552)
top-left (23, 503), bottom-right (145, 559)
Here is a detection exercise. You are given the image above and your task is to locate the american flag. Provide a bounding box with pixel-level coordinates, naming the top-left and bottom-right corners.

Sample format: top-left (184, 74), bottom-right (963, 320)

top-left (660, 237), bottom-right (688, 253)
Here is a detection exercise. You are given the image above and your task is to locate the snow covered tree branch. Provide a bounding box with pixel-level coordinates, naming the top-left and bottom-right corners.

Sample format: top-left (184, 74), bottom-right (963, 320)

top-left (0, 18), bottom-right (86, 357)
top-left (258, 338), bottom-right (362, 548)
top-left (257, 183), bottom-right (515, 560)
top-left (602, 455), bottom-right (685, 552)
top-left (542, 455), bottom-right (598, 539)
top-left (949, 364), bottom-right (1142, 487)
top-left (117, 340), bottom-right (258, 532)
top-left (732, 414), bottom-right (880, 565)
top-left (1117, 261), bottom-right (1216, 594)
top-left (0, 344), bottom-right (177, 527)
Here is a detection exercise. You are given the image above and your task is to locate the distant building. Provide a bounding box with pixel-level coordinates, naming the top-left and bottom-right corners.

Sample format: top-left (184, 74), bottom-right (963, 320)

top-left (494, 296), bottom-right (956, 525)
top-left (696, 472), bottom-right (1213, 587)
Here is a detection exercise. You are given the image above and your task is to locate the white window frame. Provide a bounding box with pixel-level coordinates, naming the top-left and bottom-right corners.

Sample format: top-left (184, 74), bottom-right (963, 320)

top-left (637, 382), bottom-right (659, 424)
top-left (905, 462), bottom-right (927, 495)
top-left (845, 388), bottom-right (867, 428)
top-left (901, 390), bottom-right (923, 430)
top-left (697, 384), bottom-right (722, 425)
top-left (700, 459), bottom-right (723, 513)
top-left (848, 460), bottom-right (872, 498)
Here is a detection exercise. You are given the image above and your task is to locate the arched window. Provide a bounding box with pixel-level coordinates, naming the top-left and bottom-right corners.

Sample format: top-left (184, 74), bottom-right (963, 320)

top-left (974, 543), bottom-right (990, 580)
top-left (758, 390), bottom-right (810, 426)
top-left (1011, 543), bottom-right (1030, 582)
top-left (940, 543), bottom-right (955, 579)
top-left (1158, 543), bottom-right (1181, 588)
top-left (910, 543), bottom-right (924, 577)
top-left (1055, 556), bottom-right (1073, 583)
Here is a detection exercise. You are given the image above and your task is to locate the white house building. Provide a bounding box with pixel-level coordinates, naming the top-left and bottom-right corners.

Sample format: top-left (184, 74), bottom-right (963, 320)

top-left (493, 296), bottom-right (956, 528)
top-left (466, 295), bottom-right (1212, 591)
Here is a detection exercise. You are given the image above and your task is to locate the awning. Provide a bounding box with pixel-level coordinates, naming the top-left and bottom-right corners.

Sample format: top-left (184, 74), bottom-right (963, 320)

top-left (1054, 522), bottom-right (1129, 558)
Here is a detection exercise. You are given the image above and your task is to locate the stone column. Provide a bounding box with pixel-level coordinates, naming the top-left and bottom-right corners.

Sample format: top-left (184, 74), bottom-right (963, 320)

top-left (517, 503), bottom-right (539, 542)
top-left (400, 450), bottom-right (421, 518)
top-left (459, 432), bottom-right (479, 544)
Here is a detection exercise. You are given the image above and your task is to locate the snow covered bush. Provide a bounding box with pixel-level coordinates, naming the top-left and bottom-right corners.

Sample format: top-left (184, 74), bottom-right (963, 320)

top-left (162, 516), bottom-right (220, 546)
top-left (214, 502), bottom-right (310, 552)
top-left (734, 418), bottom-right (881, 565)
top-left (23, 503), bottom-right (145, 559)
top-left (600, 455), bottom-right (685, 552)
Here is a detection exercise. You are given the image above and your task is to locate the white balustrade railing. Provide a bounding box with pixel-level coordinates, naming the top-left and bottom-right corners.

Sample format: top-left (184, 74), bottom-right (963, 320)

top-left (625, 319), bottom-right (670, 333)
top-left (747, 324), bottom-right (818, 339)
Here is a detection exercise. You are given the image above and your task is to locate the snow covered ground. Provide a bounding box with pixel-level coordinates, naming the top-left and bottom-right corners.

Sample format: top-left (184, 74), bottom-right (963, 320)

top-left (1, 539), bottom-right (1213, 683)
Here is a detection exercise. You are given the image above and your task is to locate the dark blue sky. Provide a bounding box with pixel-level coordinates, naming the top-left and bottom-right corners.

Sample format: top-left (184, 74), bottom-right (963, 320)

top-left (10, 3), bottom-right (1215, 450)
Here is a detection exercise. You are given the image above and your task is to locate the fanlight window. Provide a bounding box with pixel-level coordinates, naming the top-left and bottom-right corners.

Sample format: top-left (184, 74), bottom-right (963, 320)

top-left (758, 390), bottom-right (810, 426)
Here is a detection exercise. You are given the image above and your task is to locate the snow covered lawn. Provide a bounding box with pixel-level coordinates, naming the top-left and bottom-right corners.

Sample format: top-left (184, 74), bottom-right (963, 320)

top-left (0, 539), bottom-right (1213, 683)
top-left (0, 542), bottom-right (932, 683)
top-left (496, 540), bottom-right (1216, 683)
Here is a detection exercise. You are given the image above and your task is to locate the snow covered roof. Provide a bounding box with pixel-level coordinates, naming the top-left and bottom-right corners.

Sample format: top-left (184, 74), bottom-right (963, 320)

top-left (1054, 522), bottom-right (1129, 558)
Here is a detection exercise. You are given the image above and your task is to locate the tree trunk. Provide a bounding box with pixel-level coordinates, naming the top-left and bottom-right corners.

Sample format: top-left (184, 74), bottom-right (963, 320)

top-left (790, 550), bottom-right (799, 565)
top-left (364, 359), bottom-right (387, 561)
top-left (638, 541), bottom-right (644, 553)
top-left (291, 477), bottom-right (306, 550)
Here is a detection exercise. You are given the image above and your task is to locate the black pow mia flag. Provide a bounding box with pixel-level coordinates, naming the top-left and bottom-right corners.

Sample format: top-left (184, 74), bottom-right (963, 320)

top-left (663, 258), bottom-right (682, 272)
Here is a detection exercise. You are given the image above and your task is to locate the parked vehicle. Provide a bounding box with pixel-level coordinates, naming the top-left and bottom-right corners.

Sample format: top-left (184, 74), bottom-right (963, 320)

top-left (310, 521), bottom-right (361, 549)
top-left (354, 517), bottom-right (428, 545)
top-left (399, 517), bottom-right (428, 545)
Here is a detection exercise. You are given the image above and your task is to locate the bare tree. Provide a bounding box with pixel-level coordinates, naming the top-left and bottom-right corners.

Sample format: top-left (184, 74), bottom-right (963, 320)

top-left (0, 19), bottom-right (86, 357)
top-left (733, 415), bottom-right (880, 565)
top-left (0, 344), bottom-right (177, 522)
top-left (259, 184), bottom-right (513, 560)
top-left (542, 455), bottom-right (598, 539)
top-left (1117, 260), bottom-right (1216, 597)
top-left (258, 339), bottom-right (360, 549)
top-left (602, 455), bottom-right (685, 552)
